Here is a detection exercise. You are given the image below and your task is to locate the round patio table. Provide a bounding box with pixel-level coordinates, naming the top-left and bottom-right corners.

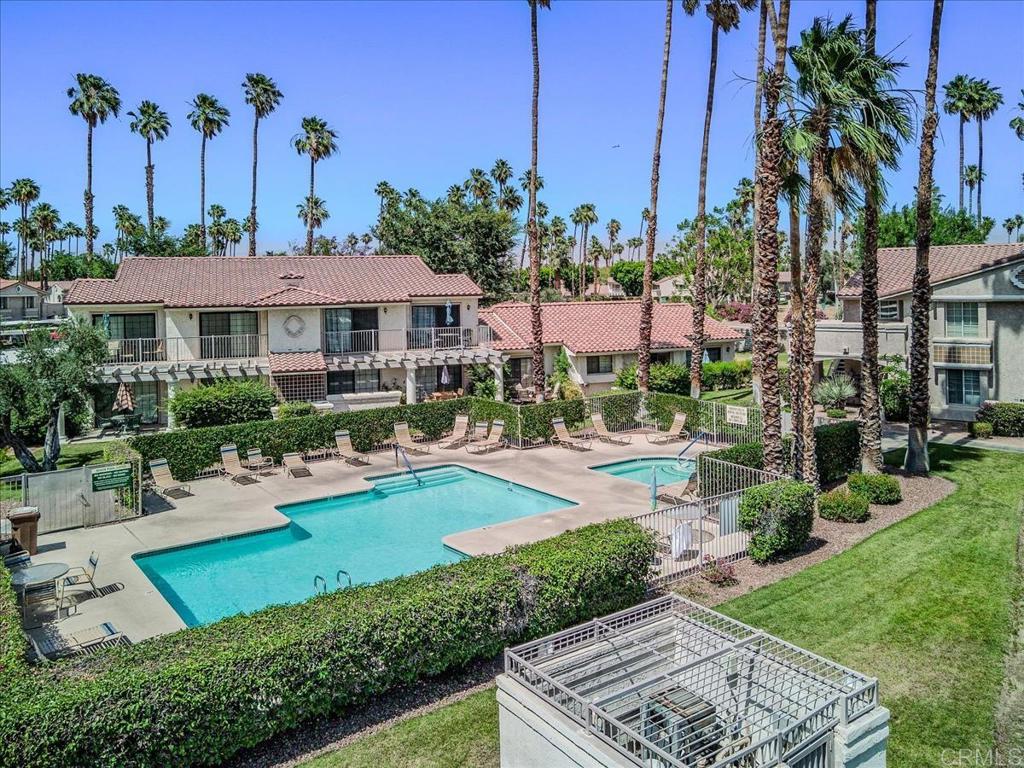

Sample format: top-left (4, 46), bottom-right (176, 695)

top-left (10, 562), bottom-right (69, 589)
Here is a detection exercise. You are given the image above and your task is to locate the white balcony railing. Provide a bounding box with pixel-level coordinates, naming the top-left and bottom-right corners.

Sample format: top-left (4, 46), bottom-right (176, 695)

top-left (808, 321), bottom-right (908, 360)
top-left (104, 334), bottom-right (268, 365)
top-left (323, 325), bottom-right (493, 356)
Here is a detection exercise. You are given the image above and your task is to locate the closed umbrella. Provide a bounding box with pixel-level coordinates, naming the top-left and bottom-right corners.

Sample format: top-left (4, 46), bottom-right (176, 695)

top-left (444, 300), bottom-right (454, 326)
top-left (113, 383), bottom-right (135, 413)
top-left (440, 365), bottom-right (451, 387)
top-left (649, 466), bottom-right (658, 511)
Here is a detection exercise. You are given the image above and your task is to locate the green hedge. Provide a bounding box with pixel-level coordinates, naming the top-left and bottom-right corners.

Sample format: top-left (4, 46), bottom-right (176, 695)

top-left (646, 391), bottom-right (702, 432)
top-left (975, 401), bottom-right (1024, 437)
top-left (738, 479), bottom-right (815, 563)
top-left (615, 360), bottom-right (753, 395)
top-left (847, 472), bottom-right (902, 504)
top-left (818, 489), bottom-right (871, 523)
top-left (168, 379), bottom-right (279, 428)
top-left (0, 520), bottom-right (655, 768)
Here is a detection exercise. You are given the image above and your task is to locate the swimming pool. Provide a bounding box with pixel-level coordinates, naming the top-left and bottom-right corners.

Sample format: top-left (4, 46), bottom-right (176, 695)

top-left (590, 456), bottom-right (696, 485)
top-left (133, 466), bottom-right (575, 626)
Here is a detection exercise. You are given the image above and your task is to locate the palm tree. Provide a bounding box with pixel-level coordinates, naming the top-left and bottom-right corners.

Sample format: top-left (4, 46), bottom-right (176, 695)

top-left (243, 73), bottom-right (283, 258)
top-left (187, 93), bottom-right (230, 250)
top-left (942, 74), bottom-right (976, 212)
top-left (576, 203), bottom-right (598, 297)
top-left (297, 195), bottom-right (330, 238)
top-left (467, 168), bottom-right (493, 204)
top-left (605, 218), bottom-right (621, 269)
top-left (905, 0), bottom-right (944, 475)
top-left (684, 0), bottom-right (757, 399)
top-left (293, 116), bottom-right (339, 255)
top-left (64, 222), bottom-right (84, 254)
top-left (126, 100), bottom-right (171, 232)
top-left (0, 188), bottom-right (8, 245)
top-left (1011, 89), bottom-right (1024, 141)
top-left (1015, 213), bottom-right (1024, 241)
top-left (9, 178), bottom-right (39, 277)
top-left (30, 203), bottom-right (60, 283)
top-left (500, 187), bottom-right (523, 213)
top-left (67, 73), bottom-right (120, 258)
top-left (963, 164), bottom-right (981, 216)
top-left (491, 158), bottom-right (513, 209)
top-left (527, 1), bottom-right (550, 402)
top-left (639, 0), bottom-right (674, 393)
top-left (969, 78), bottom-right (1003, 225)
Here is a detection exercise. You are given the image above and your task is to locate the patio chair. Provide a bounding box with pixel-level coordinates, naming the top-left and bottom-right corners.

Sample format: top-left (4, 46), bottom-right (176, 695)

top-left (335, 430), bottom-right (371, 466)
top-left (551, 417), bottom-right (592, 451)
top-left (646, 412), bottom-right (689, 445)
top-left (62, 552), bottom-right (100, 598)
top-left (467, 421), bottom-right (489, 445)
top-left (244, 448), bottom-right (277, 474)
top-left (148, 459), bottom-right (192, 498)
top-left (438, 414), bottom-right (471, 449)
top-left (3, 551), bottom-right (30, 570)
top-left (657, 476), bottom-right (699, 506)
top-left (22, 580), bottom-right (61, 625)
top-left (466, 420), bottom-right (505, 454)
top-left (219, 444), bottom-right (260, 484)
top-left (394, 422), bottom-right (431, 455)
top-left (282, 452), bottom-right (313, 478)
top-left (591, 413), bottom-right (633, 445)
top-left (31, 621), bottom-right (130, 661)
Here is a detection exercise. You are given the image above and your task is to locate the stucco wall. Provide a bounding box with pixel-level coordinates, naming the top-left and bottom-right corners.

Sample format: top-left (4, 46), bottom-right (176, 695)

top-left (267, 307), bottom-right (321, 353)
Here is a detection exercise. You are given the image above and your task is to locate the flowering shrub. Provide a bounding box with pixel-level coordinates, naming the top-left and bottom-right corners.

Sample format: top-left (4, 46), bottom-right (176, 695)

top-left (699, 556), bottom-right (738, 586)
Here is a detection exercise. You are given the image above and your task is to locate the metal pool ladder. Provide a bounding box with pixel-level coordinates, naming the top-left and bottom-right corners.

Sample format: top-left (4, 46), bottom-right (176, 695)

top-left (394, 444), bottom-right (422, 486)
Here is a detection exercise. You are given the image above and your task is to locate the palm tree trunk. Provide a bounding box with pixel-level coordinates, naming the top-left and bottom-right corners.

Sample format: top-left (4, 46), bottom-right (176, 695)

top-left (750, 0), bottom-right (768, 403)
top-left (860, 0), bottom-right (884, 473)
top-left (145, 139), bottom-right (155, 232)
top-left (906, 0), bottom-right (944, 475)
top-left (199, 135), bottom-right (207, 249)
top-left (788, 198), bottom-right (805, 477)
top-left (976, 115), bottom-right (983, 225)
top-left (249, 115), bottom-right (259, 258)
top-left (957, 114), bottom-right (965, 211)
top-left (640, 0), bottom-right (673, 394)
top-left (85, 123), bottom-right (94, 258)
top-left (528, 0), bottom-right (545, 402)
top-left (689, 19), bottom-right (720, 399)
top-left (306, 156), bottom-right (316, 256)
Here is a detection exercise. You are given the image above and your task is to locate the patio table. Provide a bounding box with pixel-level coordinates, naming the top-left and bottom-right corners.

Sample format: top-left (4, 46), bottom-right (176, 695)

top-left (10, 562), bottom-right (70, 589)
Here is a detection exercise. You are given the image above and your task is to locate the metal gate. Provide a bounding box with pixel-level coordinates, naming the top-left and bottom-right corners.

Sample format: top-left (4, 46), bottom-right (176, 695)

top-left (18, 462), bottom-right (141, 534)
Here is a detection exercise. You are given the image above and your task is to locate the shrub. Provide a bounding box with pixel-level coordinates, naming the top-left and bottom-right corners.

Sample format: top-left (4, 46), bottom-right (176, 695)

top-left (818, 489), bottom-right (870, 522)
top-left (168, 379), bottom-right (279, 428)
top-left (975, 401), bottom-right (1024, 437)
top-left (813, 374), bottom-right (856, 410)
top-left (738, 480), bottom-right (816, 563)
top-left (699, 556), bottom-right (738, 586)
top-left (880, 359), bottom-right (910, 422)
top-left (715, 302), bottom-right (753, 323)
top-left (971, 421), bottom-right (994, 439)
top-left (813, 420), bottom-right (861, 483)
top-left (847, 472), bottom-right (902, 505)
top-left (0, 520), bottom-right (655, 768)
top-left (276, 401), bottom-right (317, 419)
top-left (826, 408), bottom-right (847, 419)
top-left (615, 359), bottom-right (752, 394)
top-left (703, 359), bottom-right (753, 391)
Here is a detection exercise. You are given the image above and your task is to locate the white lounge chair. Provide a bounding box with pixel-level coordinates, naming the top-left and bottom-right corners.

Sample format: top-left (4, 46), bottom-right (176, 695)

top-left (394, 422), bottom-right (431, 455)
top-left (438, 414), bottom-right (471, 449)
top-left (591, 413), bottom-right (632, 445)
top-left (32, 622), bottom-right (129, 661)
top-left (62, 551), bottom-right (100, 598)
top-left (220, 444), bottom-right (260, 484)
top-left (466, 420), bottom-right (505, 454)
top-left (244, 448), bottom-right (277, 474)
top-left (282, 452), bottom-right (313, 478)
top-left (148, 459), bottom-right (191, 498)
top-left (551, 417), bottom-right (592, 451)
top-left (335, 430), bottom-right (371, 466)
top-left (646, 412), bottom-right (689, 444)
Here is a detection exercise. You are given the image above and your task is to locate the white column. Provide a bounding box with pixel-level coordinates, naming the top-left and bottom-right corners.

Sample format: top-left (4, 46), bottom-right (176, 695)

top-left (57, 403), bottom-right (68, 444)
top-left (405, 367), bottom-right (417, 404)
top-left (491, 362), bottom-right (504, 402)
top-left (166, 380), bottom-right (179, 429)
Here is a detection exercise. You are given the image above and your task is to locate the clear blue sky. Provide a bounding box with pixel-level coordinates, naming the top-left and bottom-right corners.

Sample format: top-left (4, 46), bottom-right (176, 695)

top-left (1, 0), bottom-right (1022, 252)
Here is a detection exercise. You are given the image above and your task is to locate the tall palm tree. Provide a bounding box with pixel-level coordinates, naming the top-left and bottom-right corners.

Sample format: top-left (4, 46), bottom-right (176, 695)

top-left (9, 179), bottom-right (40, 277)
top-left (527, 1), bottom-right (550, 402)
top-left (65, 222), bottom-right (84, 255)
top-left (969, 79), bottom-right (1002, 225)
top-left (187, 93), bottom-right (230, 250)
top-left (127, 100), bottom-right (171, 232)
top-left (942, 74), bottom-right (976, 212)
top-left (639, 0), bottom-right (674, 393)
top-left (30, 203), bottom-right (60, 284)
top-left (467, 168), bottom-right (493, 204)
top-left (963, 164), bottom-right (981, 216)
top-left (0, 188), bottom-right (9, 247)
top-left (1010, 89), bottom-right (1024, 141)
top-left (66, 74), bottom-right (120, 258)
top-left (684, 0), bottom-right (757, 399)
top-left (491, 158), bottom-right (514, 209)
top-left (243, 73), bottom-right (283, 258)
top-left (905, 0), bottom-right (944, 475)
top-left (1004, 217), bottom-right (1017, 243)
top-left (577, 203), bottom-right (598, 297)
top-left (293, 116), bottom-right (339, 255)
top-left (1015, 213), bottom-right (1024, 241)
top-left (605, 218), bottom-right (621, 270)
top-left (297, 195), bottom-right (330, 238)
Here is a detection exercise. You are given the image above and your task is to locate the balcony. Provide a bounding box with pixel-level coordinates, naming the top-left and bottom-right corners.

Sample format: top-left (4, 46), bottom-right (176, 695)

top-left (933, 338), bottom-right (992, 367)
top-left (323, 325), bottom-right (493, 356)
top-left (104, 334), bottom-right (269, 365)
top-left (808, 321), bottom-right (908, 361)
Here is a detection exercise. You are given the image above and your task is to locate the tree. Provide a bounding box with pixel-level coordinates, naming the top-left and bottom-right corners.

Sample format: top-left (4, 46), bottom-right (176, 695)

top-left (1010, 89), bottom-right (1024, 141)
top-left (293, 116), bottom-right (339, 255)
top-left (67, 73), bottom-right (120, 259)
top-left (491, 158), bottom-right (513, 209)
top-left (9, 178), bottom-right (39, 277)
top-left (942, 74), bottom-right (976, 212)
top-left (296, 196), bottom-right (330, 240)
top-left (187, 93), bottom-right (230, 250)
top-left (905, 0), bottom-right (944, 475)
top-left (969, 78), bottom-right (1002, 225)
top-left (527, 1), bottom-right (550, 403)
top-left (639, 0), bottom-right (675, 393)
top-left (684, 0), bottom-right (756, 400)
top-left (0, 321), bottom-right (108, 471)
top-left (963, 164), bottom-right (981, 216)
top-left (127, 100), bottom-right (171, 232)
top-left (30, 203), bottom-right (60, 283)
top-left (859, 188), bottom-right (994, 248)
top-left (243, 73), bottom-right (283, 258)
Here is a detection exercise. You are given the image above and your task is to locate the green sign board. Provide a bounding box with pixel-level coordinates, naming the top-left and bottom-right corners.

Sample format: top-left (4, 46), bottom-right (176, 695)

top-left (91, 465), bottom-right (133, 493)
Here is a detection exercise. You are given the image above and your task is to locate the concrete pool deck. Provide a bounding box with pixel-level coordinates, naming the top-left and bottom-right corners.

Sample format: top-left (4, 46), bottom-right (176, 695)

top-left (25, 436), bottom-right (712, 646)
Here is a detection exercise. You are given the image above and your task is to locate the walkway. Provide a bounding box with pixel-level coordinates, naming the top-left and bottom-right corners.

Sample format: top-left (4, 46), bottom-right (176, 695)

top-left (881, 422), bottom-right (1024, 454)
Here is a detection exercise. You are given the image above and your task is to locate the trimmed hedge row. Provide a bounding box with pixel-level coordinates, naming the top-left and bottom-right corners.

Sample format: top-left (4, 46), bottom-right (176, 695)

top-left (818, 489), bottom-right (871, 523)
top-left (168, 379), bottom-right (280, 428)
top-left (615, 360), bottom-right (754, 395)
top-left (976, 401), bottom-right (1024, 437)
top-left (0, 520), bottom-right (656, 768)
top-left (738, 480), bottom-right (816, 562)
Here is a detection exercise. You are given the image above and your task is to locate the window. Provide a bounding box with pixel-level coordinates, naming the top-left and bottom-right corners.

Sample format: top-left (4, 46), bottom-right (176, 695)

top-left (945, 302), bottom-right (979, 338)
top-left (879, 300), bottom-right (902, 321)
top-left (94, 382), bottom-right (160, 425)
top-left (92, 313), bottom-right (157, 340)
top-left (651, 352), bottom-right (672, 366)
top-left (199, 311), bottom-right (258, 337)
top-left (324, 309), bottom-right (379, 353)
top-left (509, 357), bottom-right (532, 385)
top-left (327, 369), bottom-right (380, 395)
top-left (24, 296), bottom-right (35, 309)
top-left (587, 355), bottom-right (613, 375)
top-left (946, 369), bottom-right (982, 406)
top-left (411, 304), bottom-right (460, 329)
top-left (0, 297), bottom-right (7, 310)
top-left (684, 347), bottom-right (722, 367)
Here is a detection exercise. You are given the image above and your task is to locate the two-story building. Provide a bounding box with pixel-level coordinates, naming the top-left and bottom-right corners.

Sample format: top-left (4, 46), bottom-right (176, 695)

top-left (0, 279), bottom-right (70, 321)
top-left (813, 243), bottom-right (1024, 421)
top-left (480, 300), bottom-right (741, 395)
top-left (64, 255), bottom-right (504, 428)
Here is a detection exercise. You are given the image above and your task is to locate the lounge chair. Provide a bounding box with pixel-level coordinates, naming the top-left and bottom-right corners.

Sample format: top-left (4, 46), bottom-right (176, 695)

top-left (282, 452), bottom-right (313, 478)
top-left (62, 552), bottom-right (100, 598)
top-left (591, 413), bottom-right (633, 445)
top-left (466, 420), bottom-right (505, 454)
top-left (551, 417), bottom-right (592, 451)
top-left (657, 476), bottom-right (699, 506)
top-left (646, 412), bottom-right (689, 444)
top-left (3, 551), bottom-right (30, 570)
top-left (394, 422), bottom-right (431, 455)
top-left (244, 448), bottom-right (277, 474)
top-left (220, 444), bottom-right (260, 484)
top-left (335, 430), bottom-right (371, 466)
top-left (438, 414), bottom-right (471, 449)
top-left (31, 621), bottom-right (130, 661)
top-left (467, 421), bottom-right (489, 445)
top-left (148, 458), bottom-right (192, 498)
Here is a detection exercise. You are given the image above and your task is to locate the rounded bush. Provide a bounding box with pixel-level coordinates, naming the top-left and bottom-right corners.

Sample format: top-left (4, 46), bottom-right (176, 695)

top-left (975, 401), bottom-right (1024, 437)
top-left (826, 408), bottom-right (846, 419)
top-left (971, 421), bottom-right (993, 439)
top-left (738, 480), bottom-right (816, 563)
top-left (818, 489), bottom-right (870, 523)
top-left (847, 472), bottom-right (902, 505)
top-left (276, 401), bottom-right (318, 419)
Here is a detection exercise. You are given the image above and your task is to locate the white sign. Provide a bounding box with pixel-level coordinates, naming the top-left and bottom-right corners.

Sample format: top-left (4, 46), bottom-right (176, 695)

top-left (725, 405), bottom-right (748, 426)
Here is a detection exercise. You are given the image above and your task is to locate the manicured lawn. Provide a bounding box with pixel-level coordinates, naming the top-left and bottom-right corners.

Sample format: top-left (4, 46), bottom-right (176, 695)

top-left (0, 441), bottom-right (111, 478)
top-left (299, 445), bottom-right (1024, 768)
top-left (701, 387), bottom-right (754, 405)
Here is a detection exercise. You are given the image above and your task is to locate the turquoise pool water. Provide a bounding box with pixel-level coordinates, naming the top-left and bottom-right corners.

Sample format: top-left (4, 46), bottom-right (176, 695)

top-left (590, 456), bottom-right (696, 485)
top-left (134, 466), bottom-right (575, 626)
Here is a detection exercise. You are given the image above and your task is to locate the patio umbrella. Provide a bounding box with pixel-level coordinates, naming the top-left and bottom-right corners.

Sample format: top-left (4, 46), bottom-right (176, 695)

top-left (440, 365), bottom-right (451, 387)
top-left (101, 313), bottom-right (111, 337)
top-left (649, 466), bottom-right (658, 511)
top-left (112, 382), bottom-right (135, 413)
top-left (702, 349), bottom-right (711, 364)
top-left (444, 299), bottom-right (454, 326)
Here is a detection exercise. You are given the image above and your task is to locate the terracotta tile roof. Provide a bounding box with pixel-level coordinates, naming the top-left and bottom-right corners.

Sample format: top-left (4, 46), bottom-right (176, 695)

top-left (64, 255), bottom-right (483, 308)
top-left (268, 351), bottom-right (327, 374)
top-left (479, 301), bottom-right (742, 354)
top-left (839, 243), bottom-right (1024, 298)
top-left (0, 279), bottom-right (46, 293)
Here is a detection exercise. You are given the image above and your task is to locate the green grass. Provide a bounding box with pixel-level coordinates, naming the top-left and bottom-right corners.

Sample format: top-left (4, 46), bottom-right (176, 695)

top-left (701, 387), bottom-right (755, 406)
top-left (0, 441), bottom-right (112, 478)
top-left (301, 445), bottom-right (1024, 768)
